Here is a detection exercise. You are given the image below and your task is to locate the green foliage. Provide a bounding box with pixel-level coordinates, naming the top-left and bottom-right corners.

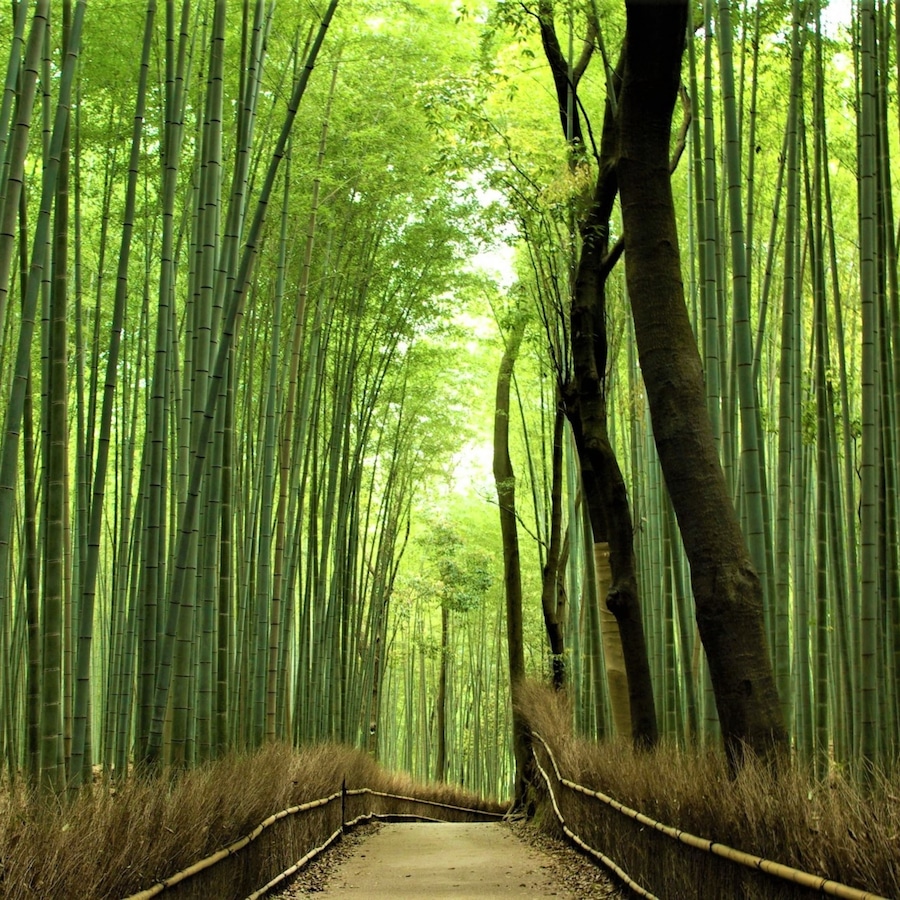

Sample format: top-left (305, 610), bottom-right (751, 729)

top-left (0, 0), bottom-right (895, 810)
top-left (418, 518), bottom-right (495, 614)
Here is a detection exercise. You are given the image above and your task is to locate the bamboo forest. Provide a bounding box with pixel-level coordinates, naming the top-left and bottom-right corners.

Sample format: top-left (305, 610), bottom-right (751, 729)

top-left (0, 0), bottom-right (899, 891)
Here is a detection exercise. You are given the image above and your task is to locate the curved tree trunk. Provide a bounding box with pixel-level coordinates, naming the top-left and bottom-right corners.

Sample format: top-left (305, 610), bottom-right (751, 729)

top-left (536, 3), bottom-right (658, 748)
top-left (565, 398), bottom-right (656, 745)
top-left (616, 0), bottom-right (787, 766)
top-left (593, 542), bottom-right (630, 736)
top-left (566, 173), bottom-right (656, 744)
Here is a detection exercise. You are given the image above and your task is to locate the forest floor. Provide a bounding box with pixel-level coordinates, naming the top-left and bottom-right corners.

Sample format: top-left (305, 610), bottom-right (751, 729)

top-left (275, 820), bottom-right (621, 898)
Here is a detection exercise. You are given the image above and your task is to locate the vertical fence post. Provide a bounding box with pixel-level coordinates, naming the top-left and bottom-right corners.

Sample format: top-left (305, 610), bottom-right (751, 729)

top-left (341, 778), bottom-right (347, 833)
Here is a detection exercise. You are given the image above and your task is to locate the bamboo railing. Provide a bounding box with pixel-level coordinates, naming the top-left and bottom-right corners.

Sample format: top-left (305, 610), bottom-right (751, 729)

top-left (121, 785), bottom-right (504, 900)
top-left (530, 731), bottom-right (892, 900)
top-left (122, 736), bottom-right (891, 900)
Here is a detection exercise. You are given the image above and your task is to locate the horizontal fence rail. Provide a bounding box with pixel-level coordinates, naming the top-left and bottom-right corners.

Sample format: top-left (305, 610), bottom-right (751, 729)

top-left (531, 732), bottom-right (892, 900)
top-left (122, 792), bottom-right (343, 900)
top-left (122, 785), bottom-right (503, 900)
top-left (348, 788), bottom-right (507, 817)
top-left (530, 743), bottom-right (658, 899)
top-left (243, 827), bottom-right (344, 900)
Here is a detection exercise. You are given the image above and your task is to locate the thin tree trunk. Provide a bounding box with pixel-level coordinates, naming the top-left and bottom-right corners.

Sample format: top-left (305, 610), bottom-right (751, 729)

top-left (493, 314), bottom-right (531, 808)
top-left (540, 402), bottom-right (566, 688)
top-left (24, 373), bottom-right (40, 785)
top-left (858, 0), bottom-right (880, 771)
top-left (773, 0), bottom-right (806, 739)
top-left (716, 0), bottom-right (772, 613)
top-left (435, 603), bottom-right (449, 782)
top-left (69, 0), bottom-right (155, 787)
top-left (43, 110), bottom-right (70, 796)
top-left (142, 0), bottom-right (340, 769)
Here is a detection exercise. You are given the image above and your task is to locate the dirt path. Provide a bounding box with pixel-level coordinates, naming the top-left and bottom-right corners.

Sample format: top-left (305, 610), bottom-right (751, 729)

top-left (283, 821), bottom-right (616, 898)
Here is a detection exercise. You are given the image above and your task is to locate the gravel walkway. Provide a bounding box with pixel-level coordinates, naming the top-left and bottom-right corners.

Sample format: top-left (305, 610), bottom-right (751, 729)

top-left (273, 819), bottom-right (622, 898)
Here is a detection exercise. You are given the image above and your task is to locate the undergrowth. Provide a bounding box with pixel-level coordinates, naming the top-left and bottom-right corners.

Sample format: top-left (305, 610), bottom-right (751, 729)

top-left (0, 742), bottom-right (502, 899)
top-left (7, 689), bottom-right (897, 899)
top-left (518, 681), bottom-right (900, 899)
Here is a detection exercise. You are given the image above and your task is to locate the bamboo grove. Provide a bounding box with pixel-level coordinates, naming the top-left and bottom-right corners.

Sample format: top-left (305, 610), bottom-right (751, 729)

top-left (0, 0), bottom-right (497, 793)
top-left (471, 0), bottom-right (899, 779)
top-left (0, 0), bottom-right (898, 803)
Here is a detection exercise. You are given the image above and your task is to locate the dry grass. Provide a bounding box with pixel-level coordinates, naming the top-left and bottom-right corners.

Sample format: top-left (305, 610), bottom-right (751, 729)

top-left (0, 743), bottom-right (503, 900)
top-left (7, 693), bottom-right (897, 900)
top-left (518, 681), bottom-right (900, 899)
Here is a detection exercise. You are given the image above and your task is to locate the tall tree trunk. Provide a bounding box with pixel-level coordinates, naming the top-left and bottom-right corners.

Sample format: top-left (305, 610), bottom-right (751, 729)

top-left (616, 0), bottom-right (787, 766)
top-left (43, 111), bottom-right (70, 796)
top-left (540, 402), bottom-right (566, 688)
top-left (435, 603), bottom-right (449, 782)
top-left (857, 0), bottom-right (880, 770)
top-left (70, 0), bottom-right (155, 786)
top-left (24, 373), bottom-right (41, 786)
top-left (535, 5), bottom-right (658, 747)
top-left (565, 205), bottom-right (657, 744)
top-left (493, 314), bottom-right (532, 807)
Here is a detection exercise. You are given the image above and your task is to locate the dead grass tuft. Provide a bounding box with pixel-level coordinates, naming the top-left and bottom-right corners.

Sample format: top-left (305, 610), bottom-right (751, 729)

top-left (518, 681), bottom-right (900, 899)
top-left (0, 743), bottom-right (502, 900)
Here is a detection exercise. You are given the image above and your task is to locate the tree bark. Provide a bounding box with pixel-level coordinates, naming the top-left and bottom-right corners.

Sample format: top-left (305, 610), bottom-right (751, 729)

top-left (616, 0), bottom-right (787, 765)
top-left (564, 266), bottom-right (658, 746)
top-left (536, 4), bottom-right (658, 748)
top-left (493, 315), bottom-right (532, 807)
top-left (540, 401), bottom-right (566, 689)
